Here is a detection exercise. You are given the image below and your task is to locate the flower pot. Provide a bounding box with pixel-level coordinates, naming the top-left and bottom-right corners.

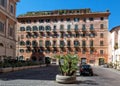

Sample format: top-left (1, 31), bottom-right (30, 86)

top-left (56, 74), bottom-right (76, 84)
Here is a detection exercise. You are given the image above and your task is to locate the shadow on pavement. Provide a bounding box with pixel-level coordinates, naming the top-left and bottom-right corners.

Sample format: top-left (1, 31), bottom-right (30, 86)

top-left (0, 65), bottom-right (60, 81)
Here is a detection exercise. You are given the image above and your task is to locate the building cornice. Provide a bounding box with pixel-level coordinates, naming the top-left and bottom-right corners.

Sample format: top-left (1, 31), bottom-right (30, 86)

top-left (17, 12), bottom-right (110, 20)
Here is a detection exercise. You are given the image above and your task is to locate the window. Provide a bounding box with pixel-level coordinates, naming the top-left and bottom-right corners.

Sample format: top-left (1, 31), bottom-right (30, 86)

top-left (45, 25), bottom-right (51, 31)
top-left (60, 19), bottom-right (64, 22)
top-left (32, 41), bottom-right (38, 47)
top-left (26, 26), bottom-right (31, 31)
top-left (89, 18), bottom-right (94, 21)
top-left (26, 40), bottom-right (31, 46)
top-left (100, 41), bottom-right (104, 46)
top-left (67, 24), bottom-right (71, 30)
top-left (66, 18), bottom-right (70, 22)
top-left (26, 20), bottom-right (31, 23)
top-left (46, 19), bottom-right (50, 23)
top-left (0, 21), bottom-right (4, 32)
top-left (39, 19), bottom-right (44, 23)
top-left (33, 20), bottom-right (37, 23)
top-left (45, 41), bottom-right (51, 47)
top-left (82, 33), bottom-right (86, 37)
top-left (53, 19), bottom-right (58, 22)
top-left (75, 24), bottom-right (78, 30)
top-left (53, 40), bottom-right (57, 47)
top-left (90, 40), bottom-right (93, 46)
top-left (74, 41), bottom-right (79, 46)
top-left (0, 0), bottom-right (7, 8)
top-left (89, 33), bottom-right (95, 37)
top-left (74, 18), bottom-right (79, 22)
top-left (82, 24), bottom-right (86, 31)
top-left (20, 41), bottom-right (25, 46)
top-left (20, 27), bottom-right (25, 31)
top-left (101, 17), bottom-right (104, 21)
top-left (90, 24), bottom-right (94, 30)
top-left (39, 26), bottom-right (44, 31)
top-left (100, 50), bottom-right (104, 54)
top-left (60, 41), bottom-right (65, 47)
top-left (82, 40), bottom-right (86, 47)
top-left (9, 27), bottom-right (14, 37)
top-left (26, 48), bottom-right (31, 53)
top-left (100, 24), bottom-right (104, 29)
top-left (60, 25), bottom-right (64, 30)
top-left (90, 49), bottom-right (94, 54)
top-left (32, 26), bottom-right (38, 31)
top-left (53, 25), bottom-right (56, 31)
top-left (67, 41), bottom-right (71, 47)
top-left (10, 4), bottom-right (14, 14)
top-left (100, 33), bottom-right (104, 38)
top-left (20, 49), bottom-right (24, 53)
top-left (39, 40), bottom-right (43, 47)
top-left (83, 18), bottom-right (86, 22)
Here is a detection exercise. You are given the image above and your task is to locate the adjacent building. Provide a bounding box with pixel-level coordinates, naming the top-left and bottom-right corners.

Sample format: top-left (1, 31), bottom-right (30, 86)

top-left (109, 26), bottom-right (120, 66)
top-left (0, 0), bottom-right (19, 61)
top-left (17, 8), bottom-right (110, 65)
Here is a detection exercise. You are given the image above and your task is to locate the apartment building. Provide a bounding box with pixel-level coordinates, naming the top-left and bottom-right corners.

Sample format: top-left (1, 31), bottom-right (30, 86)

top-left (0, 0), bottom-right (19, 61)
top-left (109, 26), bottom-right (120, 66)
top-left (17, 8), bottom-right (110, 65)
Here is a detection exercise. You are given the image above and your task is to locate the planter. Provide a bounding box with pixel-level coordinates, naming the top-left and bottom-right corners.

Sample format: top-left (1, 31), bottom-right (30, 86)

top-left (1, 67), bottom-right (13, 73)
top-left (56, 74), bottom-right (76, 84)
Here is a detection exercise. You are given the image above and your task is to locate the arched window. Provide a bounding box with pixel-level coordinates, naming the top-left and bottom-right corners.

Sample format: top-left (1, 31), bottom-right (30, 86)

top-left (26, 40), bottom-right (31, 46)
top-left (26, 26), bottom-right (31, 31)
top-left (74, 40), bottom-right (80, 46)
top-left (45, 25), bottom-right (51, 31)
top-left (20, 41), bottom-right (25, 46)
top-left (60, 24), bottom-right (64, 30)
top-left (32, 26), bottom-right (38, 31)
top-left (39, 26), bottom-right (44, 31)
top-left (32, 40), bottom-right (38, 47)
top-left (20, 27), bottom-right (25, 31)
top-left (45, 40), bottom-right (51, 47)
top-left (19, 49), bottom-right (24, 53)
top-left (67, 24), bottom-right (71, 30)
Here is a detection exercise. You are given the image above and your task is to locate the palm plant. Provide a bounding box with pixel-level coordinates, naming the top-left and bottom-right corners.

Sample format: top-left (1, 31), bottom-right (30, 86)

top-left (55, 54), bottom-right (78, 76)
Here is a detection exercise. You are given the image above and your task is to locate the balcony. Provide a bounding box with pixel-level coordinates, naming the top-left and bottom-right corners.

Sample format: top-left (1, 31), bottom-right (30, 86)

top-left (74, 28), bottom-right (79, 32)
top-left (67, 28), bottom-right (71, 32)
top-left (82, 28), bottom-right (86, 32)
top-left (60, 28), bottom-right (64, 32)
top-left (74, 44), bottom-right (79, 47)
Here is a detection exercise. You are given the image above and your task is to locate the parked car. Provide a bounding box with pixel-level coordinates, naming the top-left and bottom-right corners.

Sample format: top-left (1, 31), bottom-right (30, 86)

top-left (80, 64), bottom-right (93, 76)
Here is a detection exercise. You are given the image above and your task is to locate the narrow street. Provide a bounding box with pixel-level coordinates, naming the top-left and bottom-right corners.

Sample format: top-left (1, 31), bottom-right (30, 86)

top-left (0, 65), bottom-right (120, 86)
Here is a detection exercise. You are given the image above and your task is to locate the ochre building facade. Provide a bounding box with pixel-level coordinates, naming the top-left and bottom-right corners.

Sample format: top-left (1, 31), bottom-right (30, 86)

top-left (17, 9), bottom-right (110, 65)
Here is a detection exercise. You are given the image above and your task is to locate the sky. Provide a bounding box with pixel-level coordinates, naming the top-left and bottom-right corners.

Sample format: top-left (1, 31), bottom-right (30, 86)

top-left (16, 0), bottom-right (120, 31)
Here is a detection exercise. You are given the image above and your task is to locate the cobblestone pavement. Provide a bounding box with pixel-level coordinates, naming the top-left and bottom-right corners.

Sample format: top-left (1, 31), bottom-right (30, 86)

top-left (0, 65), bottom-right (120, 86)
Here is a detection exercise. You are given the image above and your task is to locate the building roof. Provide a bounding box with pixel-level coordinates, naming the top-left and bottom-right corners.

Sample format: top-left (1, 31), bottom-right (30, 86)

top-left (17, 8), bottom-right (110, 19)
top-left (110, 26), bottom-right (120, 32)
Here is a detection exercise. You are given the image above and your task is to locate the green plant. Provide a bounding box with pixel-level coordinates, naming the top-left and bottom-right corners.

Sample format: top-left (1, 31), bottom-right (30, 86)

top-left (54, 54), bottom-right (78, 76)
